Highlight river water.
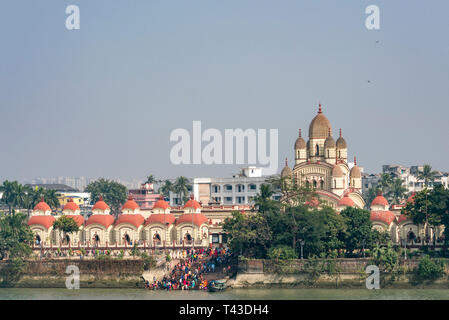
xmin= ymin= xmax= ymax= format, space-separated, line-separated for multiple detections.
xmin=1 ymin=288 xmax=449 ymax=300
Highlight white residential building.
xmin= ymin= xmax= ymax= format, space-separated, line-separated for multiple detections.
xmin=169 ymin=166 xmax=279 ymax=206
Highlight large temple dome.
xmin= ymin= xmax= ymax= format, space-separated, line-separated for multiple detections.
xmin=309 ymin=104 xmax=331 ymax=139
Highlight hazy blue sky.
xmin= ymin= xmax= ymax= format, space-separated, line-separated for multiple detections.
xmin=1 ymin=0 xmax=448 ymax=182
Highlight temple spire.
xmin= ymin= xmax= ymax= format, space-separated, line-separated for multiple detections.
xmin=285 ymin=157 xmax=288 ymax=167
xmin=299 ymin=128 xmax=302 ymax=137
xmin=318 ymin=102 xmax=322 ymax=114
xmin=339 ymin=128 xmax=342 ymax=137
xmin=354 ymin=156 xmax=357 ymax=165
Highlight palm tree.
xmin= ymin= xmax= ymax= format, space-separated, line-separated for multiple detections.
xmin=363 ymin=187 xmax=380 ymax=209
xmin=0 ymin=181 xmax=27 ymax=215
xmin=417 ymin=164 xmax=438 ymax=188
xmin=173 ymin=176 xmax=191 ymax=205
xmin=388 ymin=178 xmax=407 ymax=204
xmin=0 ymin=180 xmax=15 ymax=214
xmin=253 ymin=184 xmax=274 ymax=213
xmin=158 ymin=180 xmax=174 ymax=199
xmin=44 ymin=189 xmax=61 ymax=211
xmin=378 ymin=173 xmax=394 ymax=195
xmin=22 ymin=186 xmax=36 ymax=218
xmin=145 ymin=174 xmax=157 ymax=184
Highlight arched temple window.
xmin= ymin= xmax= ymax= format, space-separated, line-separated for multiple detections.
xmin=315 ymin=144 xmax=320 ymax=156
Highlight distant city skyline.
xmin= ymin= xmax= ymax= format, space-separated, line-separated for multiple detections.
xmin=1 ymin=1 xmax=449 ymax=181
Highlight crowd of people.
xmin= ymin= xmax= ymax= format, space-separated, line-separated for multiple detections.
xmin=144 ymin=247 xmax=233 ymax=291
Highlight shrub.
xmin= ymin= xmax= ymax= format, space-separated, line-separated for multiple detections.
xmin=371 ymin=243 xmax=399 ymax=273
xmin=143 ymin=256 xmax=156 ymax=271
xmin=267 ymin=245 xmax=298 ymax=260
xmin=417 ymin=255 xmax=445 ymax=281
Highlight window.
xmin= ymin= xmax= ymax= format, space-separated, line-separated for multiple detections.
xmin=315 ymin=144 xmax=319 ymax=156
xmin=224 ymin=185 xmax=232 ymax=192
xmin=236 ymin=184 xmax=245 ymax=192
xmin=249 ymin=184 xmax=257 ymax=191
xmin=212 ymin=185 xmax=220 ymax=193
xmin=236 ymin=196 xmax=245 ymax=204
xmin=320 ymin=180 xmax=324 ymax=189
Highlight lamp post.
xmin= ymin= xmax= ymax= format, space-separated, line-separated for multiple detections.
xmin=300 ymin=240 xmax=305 ymax=260
xmin=401 ymin=239 xmax=407 ymax=261
xmin=362 ymin=239 xmax=366 ymax=258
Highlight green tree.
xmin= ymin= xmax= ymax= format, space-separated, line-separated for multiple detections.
xmin=379 ymin=173 xmax=394 ymax=195
xmin=172 ymin=176 xmax=191 ymax=205
xmin=85 ymin=178 xmax=127 ymax=217
xmin=402 ymin=188 xmax=436 ymax=239
xmin=267 ymin=245 xmax=297 ymax=260
xmin=223 ymin=211 xmax=272 ymax=258
xmin=372 ymin=243 xmax=399 ymax=273
xmin=253 ymin=184 xmax=276 ymax=214
xmin=145 ymin=174 xmax=157 ymax=184
xmin=340 ymin=207 xmax=377 ymax=255
xmin=363 ymin=187 xmax=380 ymax=209
xmin=158 ymin=180 xmax=174 ymax=198
xmin=388 ymin=178 xmax=407 ymax=205
xmin=0 ymin=212 xmax=34 ymax=260
xmin=44 ymin=189 xmax=60 ymax=211
xmin=0 ymin=181 xmax=27 ymax=215
xmin=404 ymin=185 xmax=449 ymax=244
xmin=417 ymin=164 xmax=438 ymax=188
xmin=53 ymin=216 xmax=79 ymax=244
xmin=417 ymin=255 xmax=445 ymax=281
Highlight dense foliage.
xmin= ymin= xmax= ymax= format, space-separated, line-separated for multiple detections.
xmin=0 ymin=180 xmax=60 ymax=215
xmin=0 ymin=212 xmax=34 ymax=260
xmin=0 ymin=212 xmax=34 ymax=285
xmin=403 ymin=184 xmax=449 ymax=243
xmin=52 ymin=216 xmax=80 ymax=244
xmin=85 ymin=178 xmax=127 ymax=216
xmin=417 ymin=255 xmax=445 ymax=281
xmin=223 ymin=176 xmax=383 ymax=259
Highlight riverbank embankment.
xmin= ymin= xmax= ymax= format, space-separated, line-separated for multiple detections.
xmin=227 ymin=258 xmax=449 ymax=289
xmin=3 ymin=257 xmax=449 ymax=289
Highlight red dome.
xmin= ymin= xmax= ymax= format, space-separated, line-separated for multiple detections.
xmin=407 ymin=193 xmax=416 ymax=204
xmin=63 ymin=199 xmax=80 ymax=212
xmin=305 ymin=197 xmax=320 ymax=207
xmin=371 ymin=191 xmax=389 ymax=207
xmin=397 ymin=214 xmax=408 ymax=224
xmin=370 ymin=210 xmax=395 ymax=225
xmin=28 ymin=215 xmax=56 ymax=229
xmin=34 ymin=197 xmax=51 ymax=212
xmin=145 ymin=214 xmax=176 ymax=226
xmin=92 ymin=196 xmax=110 ymax=211
xmin=65 ymin=215 xmax=84 ymax=227
xmin=153 ymin=195 xmax=170 ymax=210
xmin=85 ymin=214 xmax=115 ymax=228
xmin=115 ymin=214 xmax=145 ymax=228
xmin=338 ymin=195 xmax=354 ymax=207
xmin=184 ymin=195 xmax=201 ymax=210
xmin=176 ymin=213 xmax=209 ymax=227
xmin=122 ymin=195 xmax=140 ymax=211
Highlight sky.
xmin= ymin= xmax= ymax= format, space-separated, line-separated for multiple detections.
xmin=1 ymin=0 xmax=448 ymax=182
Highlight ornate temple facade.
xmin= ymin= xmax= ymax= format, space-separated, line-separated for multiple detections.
xmin=28 ymin=195 xmax=221 ymax=248
xmin=281 ymin=104 xmax=365 ymax=209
